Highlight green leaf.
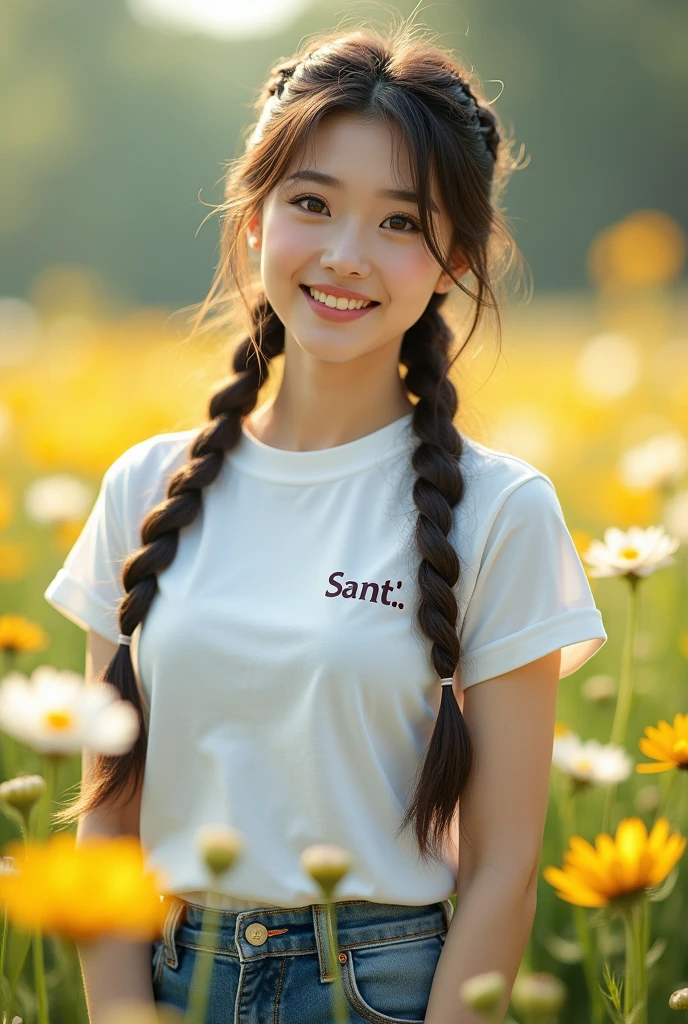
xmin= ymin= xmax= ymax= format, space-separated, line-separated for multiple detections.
xmin=601 ymin=961 xmax=623 ymax=1010
xmin=627 ymin=995 xmax=647 ymax=1024
xmin=4 ymin=925 xmax=32 ymax=996
xmin=644 ymin=936 xmax=667 ymax=969
xmin=598 ymin=986 xmax=626 ymax=1024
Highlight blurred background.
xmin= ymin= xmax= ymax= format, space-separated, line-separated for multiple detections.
xmin=1 ymin=1 xmax=688 ymax=1019
xmin=1 ymin=0 xmax=687 ymax=567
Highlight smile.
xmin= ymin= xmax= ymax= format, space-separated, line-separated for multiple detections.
xmin=299 ymin=284 xmax=380 ymax=323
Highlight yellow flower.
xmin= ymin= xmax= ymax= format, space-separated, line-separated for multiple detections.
xmin=543 ymin=817 xmax=685 ymax=907
xmin=0 ymin=615 xmax=49 ymax=656
xmin=636 ymin=713 xmax=688 ymax=773
xmin=0 ymin=832 xmax=170 ymax=942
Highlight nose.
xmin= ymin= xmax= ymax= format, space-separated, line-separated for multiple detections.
xmin=319 ymin=218 xmax=371 ymax=279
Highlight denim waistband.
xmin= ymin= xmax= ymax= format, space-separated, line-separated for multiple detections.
xmin=177 ymin=890 xmax=283 ymax=911
xmin=160 ymin=895 xmax=455 ymax=982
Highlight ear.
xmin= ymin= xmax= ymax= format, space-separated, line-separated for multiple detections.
xmin=434 ymin=254 xmax=469 ymax=294
xmin=247 ymin=211 xmax=262 ymax=251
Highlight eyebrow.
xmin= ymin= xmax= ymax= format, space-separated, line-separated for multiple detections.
xmin=283 ymin=170 xmax=439 ymax=215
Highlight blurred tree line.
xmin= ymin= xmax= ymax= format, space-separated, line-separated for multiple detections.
xmin=1 ymin=0 xmax=686 ymax=310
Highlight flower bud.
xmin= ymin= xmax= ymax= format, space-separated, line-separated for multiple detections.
xmin=511 ymin=972 xmax=567 ymax=1016
xmin=300 ymin=844 xmax=352 ymax=896
xmin=459 ymin=970 xmax=506 ymax=1015
xmin=196 ymin=825 xmax=244 ymax=876
xmin=669 ymin=987 xmax=688 ymax=1010
xmin=0 ymin=775 xmax=46 ymax=811
xmin=581 ymin=674 xmax=617 ymax=703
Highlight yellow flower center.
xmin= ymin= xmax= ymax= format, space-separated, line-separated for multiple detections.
xmin=673 ymin=739 xmax=688 ymax=762
xmin=45 ymin=710 xmax=73 ymax=731
xmin=575 ymin=758 xmax=592 ymax=773
xmin=621 ymin=547 xmax=640 ymax=560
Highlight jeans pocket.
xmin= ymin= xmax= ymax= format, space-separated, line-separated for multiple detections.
xmin=340 ymin=930 xmax=445 ymax=1024
xmin=151 ymin=939 xmax=165 ymax=986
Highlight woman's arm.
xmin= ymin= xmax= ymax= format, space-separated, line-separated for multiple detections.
xmin=425 ymin=649 xmax=561 ymax=1024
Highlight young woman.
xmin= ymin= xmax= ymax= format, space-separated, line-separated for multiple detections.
xmin=44 ymin=17 xmax=607 ymax=1024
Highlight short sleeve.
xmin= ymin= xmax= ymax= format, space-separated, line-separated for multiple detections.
xmin=458 ymin=474 xmax=607 ymax=689
xmin=44 ymin=461 xmax=128 ymax=645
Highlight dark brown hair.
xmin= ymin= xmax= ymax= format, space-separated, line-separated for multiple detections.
xmin=55 ymin=14 xmax=525 ymax=864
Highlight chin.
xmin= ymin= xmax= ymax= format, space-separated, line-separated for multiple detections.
xmin=292 ymin=333 xmax=366 ymax=363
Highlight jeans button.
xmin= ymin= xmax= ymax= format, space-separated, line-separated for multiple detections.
xmin=245 ymin=922 xmax=268 ymax=946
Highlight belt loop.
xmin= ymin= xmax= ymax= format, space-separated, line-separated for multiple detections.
xmin=163 ymin=897 xmax=186 ymax=969
xmin=441 ymin=897 xmax=455 ymax=929
xmin=311 ymin=904 xmax=336 ymax=982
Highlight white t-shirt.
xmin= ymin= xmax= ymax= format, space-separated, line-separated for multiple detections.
xmin=44 ymin=411 xmax=607 ymax=908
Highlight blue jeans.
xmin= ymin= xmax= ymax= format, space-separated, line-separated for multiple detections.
xmin=152 ymin=895 xmax=455 ymax=1023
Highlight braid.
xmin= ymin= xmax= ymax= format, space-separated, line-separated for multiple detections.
xmin=451 ymin=75 xmax=501 ymax=163
xmin=52 ymin=298 xmax=285 ymax=826
xmin=395 ymin=291 xmax=475 ymax=864
xmin=262 ymin=59 xmax=300 ymax=104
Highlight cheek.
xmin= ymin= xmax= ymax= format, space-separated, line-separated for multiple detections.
xmin=261 ymin=215 xmax=311 ymax=275
xmin=387 ymin=246 xmax=440 ymax=303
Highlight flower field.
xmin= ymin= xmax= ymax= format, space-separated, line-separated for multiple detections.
xmin=0 ymin=213 xmax=687 ymax=1021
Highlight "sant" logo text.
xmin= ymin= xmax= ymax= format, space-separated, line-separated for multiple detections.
xmin=324 ymin=571 xmax=405 ymax=609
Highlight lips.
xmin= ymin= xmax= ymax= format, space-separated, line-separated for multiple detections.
xmin=299 ymin=284 xmax=380 ymax=322
xmin=301 ymin=284 xmax=380 ymax=307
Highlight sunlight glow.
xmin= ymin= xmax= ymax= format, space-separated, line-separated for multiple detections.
xmin=127 ymin=0 xmax=312 ymax=38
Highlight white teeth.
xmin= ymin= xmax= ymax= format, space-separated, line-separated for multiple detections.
xmin=308 ymin=287 xmax=372 ymax=310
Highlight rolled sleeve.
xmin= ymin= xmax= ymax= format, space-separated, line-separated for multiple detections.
xmin=458 ymin=475 xmax=607 ymax=689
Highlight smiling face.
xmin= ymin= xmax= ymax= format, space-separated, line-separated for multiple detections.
xmin=246 ymin=112 xmax=466 ymax=365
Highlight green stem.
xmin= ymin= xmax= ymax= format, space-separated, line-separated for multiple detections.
xmin=30 ymin=755 xmax=60 ymax=1024
xmin=0 ymin=905 xmax=7 ymax=1019
xmin=1 ymin=816 xmax=29 ymax=1024
xmin=323 ymin=898 xmax=348 ymax=1024
xmin=621 ymin=906 xmax=635 ymax=1019
xmin=184 ymin=903 xmax=221 ymax=1024
xmin=602 ymin=577 xmax=641 ymax=837
xmin=651 ymin=770 xmax=678 ymax=829
xmin=558 ymin=781 xmax=605 ymax=1024
xmin=635 ymin=901 xmax=649 ymax=1024
xmin=619 ymin=900 xmax=649 ymax=1024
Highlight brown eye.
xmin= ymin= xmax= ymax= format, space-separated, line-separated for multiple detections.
xmin=289 ymin=195 xmax=327 ymax=214
xmin=384 ymin=214 xmax=421 ymax=233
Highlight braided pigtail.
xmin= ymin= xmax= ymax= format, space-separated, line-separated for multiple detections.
xmin=53 ymin=297 xmax=285 ymax=827
xmin=394 ymin=291 xmax=474 ymax=865
xmin=451 ymin=74 xmax=501 ymax=165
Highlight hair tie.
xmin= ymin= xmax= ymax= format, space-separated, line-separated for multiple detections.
xmin=118 ymin=634 xmax=132 ymax=647
xmin=439 ymin=677 xmax=454 ymax=687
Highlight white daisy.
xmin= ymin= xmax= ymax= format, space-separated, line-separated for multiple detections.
xmin=25 ymin=474 xmax=94 ymax=525
xmin=582 ymin=524 xmax=680 ymax=578
xmin=552 ymin=732 xmax=633 ymax=785
xmin=0 ymin=666 xmax=140 ymax=756
xmin=619 ymin=431 xmax=688 ymax=491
